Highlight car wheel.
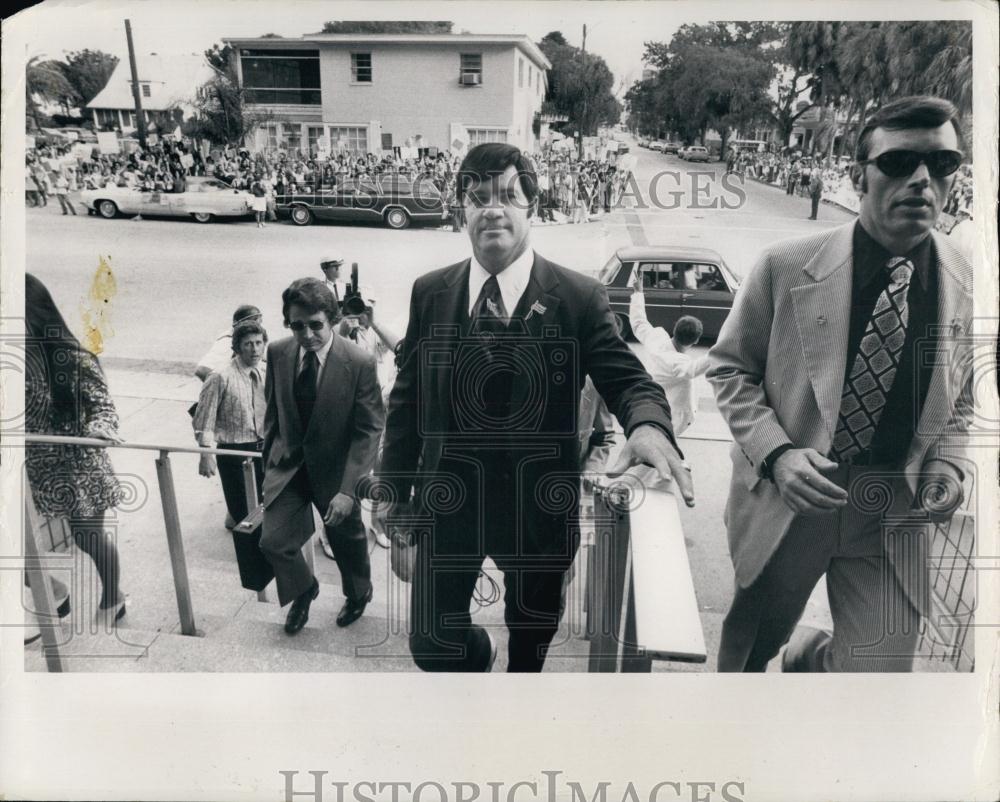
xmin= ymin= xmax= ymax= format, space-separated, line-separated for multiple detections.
xmin=192 ymin=212 xmax=214 ymax=224
xmin=97 ymin=200 xmax=118 ymax=219
xmin=384 ymin=207 xmax=410 ymax=230
xmin=615 ymin=313 xmax=635 ymax=342
xmin=290 ymin=206 xmax=313 ymax=226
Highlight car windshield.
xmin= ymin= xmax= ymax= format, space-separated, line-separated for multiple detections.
xmin=598 ymin=255 xmax=623 ymax=284
xmin=196 ymin=180 xmax=231 ymax=191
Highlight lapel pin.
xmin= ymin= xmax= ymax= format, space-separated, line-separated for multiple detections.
xmin=817 ymin=315 xmax=826 ymax=325
xmin=526 ymin=301 xmax=548 ymax=321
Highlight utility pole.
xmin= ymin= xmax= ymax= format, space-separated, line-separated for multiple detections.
xmin=579 ymin=23 xmax=588 ymax=160
xmin=125 ymin=19 xmax=148 ymax=148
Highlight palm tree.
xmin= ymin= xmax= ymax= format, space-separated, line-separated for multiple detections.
xmin=25 ymin=56 xmax=74 ymax=131
xmin=885 ymin=21 xmax=972 ymax=116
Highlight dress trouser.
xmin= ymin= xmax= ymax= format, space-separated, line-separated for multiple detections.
xmin=718 ymin=464 xmax=924 ymax=673
xmin=407 ymin=460 xmax=572 ymax=672
xmin=260 ymin=467 xmax=371 ymax=607
xmin=217 ymin=440 xmax=264 ymax=524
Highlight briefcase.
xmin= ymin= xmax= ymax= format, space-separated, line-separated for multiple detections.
xmin=231 ymin=503 xmax=274 ymax=591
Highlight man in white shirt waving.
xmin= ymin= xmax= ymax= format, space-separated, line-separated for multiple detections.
xmin=629 ymin=269 xmax=709 ymax=436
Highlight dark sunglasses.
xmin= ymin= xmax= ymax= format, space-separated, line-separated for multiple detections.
xmin=287 ymin=320 xmax=326 ymax=332
xmin=860 ymin=149 xmax=963 ymax=179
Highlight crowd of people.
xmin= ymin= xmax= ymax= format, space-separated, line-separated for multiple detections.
xmin=726 ymin=146 xmax=974 ymax=224
xmin=24 ymin=136 xmax=635 ymax=229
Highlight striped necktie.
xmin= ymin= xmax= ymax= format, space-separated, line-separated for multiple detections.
xmin=830 ymin=256 xmax=914 ymax=462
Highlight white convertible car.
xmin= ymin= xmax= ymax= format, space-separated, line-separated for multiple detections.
xmin=80 ymin=177 xmax=254 ymax=223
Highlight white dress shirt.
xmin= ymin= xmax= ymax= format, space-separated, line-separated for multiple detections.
xmin=467 ymin=247 xmax=535 ymax=317
xmin=297 ymin=333 xmax=336 ymax=386
xmin=629 ymin=292 xmax=709 ymax=436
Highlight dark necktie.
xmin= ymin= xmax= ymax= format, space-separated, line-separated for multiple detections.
xmin=830 ymin=256 xmax=914 ymax=462
xmin=295 ymin=351 xmax=319 ymax=428
xmin=472 ymin=274 xmax=508 ymax=337
xmin=249 ymin=369 xmax=264 ymax=438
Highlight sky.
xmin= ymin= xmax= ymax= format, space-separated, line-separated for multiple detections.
xmin=12 ymin=0 xmax=686 ymax=97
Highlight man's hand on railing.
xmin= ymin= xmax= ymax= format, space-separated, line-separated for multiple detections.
xmin=606 ymin=424 xmax=695 ymax=507
xmin=198 ymin=454 xmax=217 ymax=478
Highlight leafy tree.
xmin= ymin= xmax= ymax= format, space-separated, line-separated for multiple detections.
xmin=190 ymin=42 xmax=272 ymax=146
xmin=61 ymin=49 xmax=119 ymax=108
xmin=320 ymin=21 xmax=453 ymax=34
xmin=539 ymin=31 xmax=621 ymax=156
xmin=26 ymin=56 xmax=75 ymax=129
xmin=628 ymin=25 xmax=775 ymax=153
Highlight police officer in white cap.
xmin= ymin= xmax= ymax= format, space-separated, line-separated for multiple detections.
xmin=319 ymin=254 xmax=347 ymax=307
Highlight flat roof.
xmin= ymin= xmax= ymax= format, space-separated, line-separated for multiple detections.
xmin=223 ymin=33 xmax=551 ymax=71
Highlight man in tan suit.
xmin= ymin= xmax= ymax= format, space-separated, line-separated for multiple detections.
xmin=708 ymin=96 xmax=973 ymax=672
xmin=260 ymin=278 xmax=384 ymax=635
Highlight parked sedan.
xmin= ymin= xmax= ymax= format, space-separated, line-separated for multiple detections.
xmin=276 ymin=176 xmax=446 ymax=229
xmin=662 ymin=141 xmax=682 ymax=154
xmin=598 ymin=245 xmax=740 ymax=340
xmin=684 ymin=146 xmax=711 ymax=163
xmin=80 ymin=177 xmax=254 ymax=223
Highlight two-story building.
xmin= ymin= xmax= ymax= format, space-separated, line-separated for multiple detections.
xmin=222 ymin=32 xmax=550 ymax=155
xmin=87 ymin=52 xmax=214 ymax=135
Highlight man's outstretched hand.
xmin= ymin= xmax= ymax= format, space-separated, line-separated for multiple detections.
xmin=606 ymin=423 xmax=695 ymax=507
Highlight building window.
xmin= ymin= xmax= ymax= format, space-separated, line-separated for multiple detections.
xmin=307 ymin=126 xmax=326 ymax=153
xmin=460 ymin=53 xmax=482 ymax=85
xmin=141 ymin=83 xmax=151 ymax=98
xmin=351 ymin=53 xmax=372 ymax=83
xmin=265 ymin=122 xmax=304 ymax=154
xmin=467 ymin=127 xmax=507 ymax=145
xmin=329 ymin=126 xmax=368 ymax=154
xmin=518 ymin=58 xmax=523 ymax=88
xmin=240 ymin=49 xmax=321 ymax=105
xmin=95 ymin=108 xmax=119 ymax=131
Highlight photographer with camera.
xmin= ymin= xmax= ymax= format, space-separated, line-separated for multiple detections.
xmin=377 ymin=143 xmax=693 ymax=673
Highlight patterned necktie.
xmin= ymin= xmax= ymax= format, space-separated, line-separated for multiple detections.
xmin=830 ymin=257 xmax=915 ymax=462
xmin=473 ymin=275 xmax=508 ymax=336
xmin=295 ymin=351 xmax=319 ymax=428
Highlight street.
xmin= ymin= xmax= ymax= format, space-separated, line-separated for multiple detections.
xmin=26 ymin=137 xmax=855 ymax=368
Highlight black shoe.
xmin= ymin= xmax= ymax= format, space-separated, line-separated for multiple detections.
xmin=284 ymin=578 xmax=319 ymax=635
xmin=336 ymin=586 xmax=373 ymax=627
xmin=56 ymin=596 xmax=71 ymax=618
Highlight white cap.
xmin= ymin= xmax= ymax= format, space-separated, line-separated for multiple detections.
xmin=320 ymin=254 xmax=344 ymax=269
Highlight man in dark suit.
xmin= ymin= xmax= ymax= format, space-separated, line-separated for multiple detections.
xmin=708 ymin=96 xmax=973 ymax=671
xmin=260 ymin=278 xmax=385 ymax=635
xmin=377 ymin=143 xmax=694 ymax=672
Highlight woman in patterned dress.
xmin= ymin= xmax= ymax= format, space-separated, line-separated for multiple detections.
xmin=24 ymin=274 xmax=127 ymax=621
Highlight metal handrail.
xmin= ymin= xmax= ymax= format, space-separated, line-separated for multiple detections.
xmin=23 ymin=433 xmax=261 ymax=459
xmin=21 ymin=432 xmax=264 ymax=659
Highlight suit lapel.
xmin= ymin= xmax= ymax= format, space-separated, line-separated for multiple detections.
xmin=507 ymin=254 xmax=563 ymax=417
xmin=790 ymin=223 xmax=854 ymax=441
xmin=282 ymin=338 xmax=305 ymax=441
xmin=430 ymin=261 xmax=470 ymax=418
xmin=305 ymin=336 xmax=350 ymax=438
xmin=905 ymin=232 xmax=974 ymax=474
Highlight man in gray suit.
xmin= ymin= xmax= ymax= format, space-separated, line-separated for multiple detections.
xmin=260 ymin=278 xmax=385 ymax=635
xmin=708 ymin=96 xmax=973 ymax=672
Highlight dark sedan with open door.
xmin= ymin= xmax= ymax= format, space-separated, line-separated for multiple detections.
xmin=599 ymin=246 xmax=740 ymax=341
xmin=276 ymin=175 xmax=446 ymax=230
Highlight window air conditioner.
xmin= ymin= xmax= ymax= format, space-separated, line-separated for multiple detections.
xmin=460 ymin=72 xmax=482 ymax=86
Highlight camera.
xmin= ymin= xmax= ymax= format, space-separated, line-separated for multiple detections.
xmin=342 ymin=263 xmax=369 ymax=316
xmin=417 ymin=322 xmax=580 ymax=439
